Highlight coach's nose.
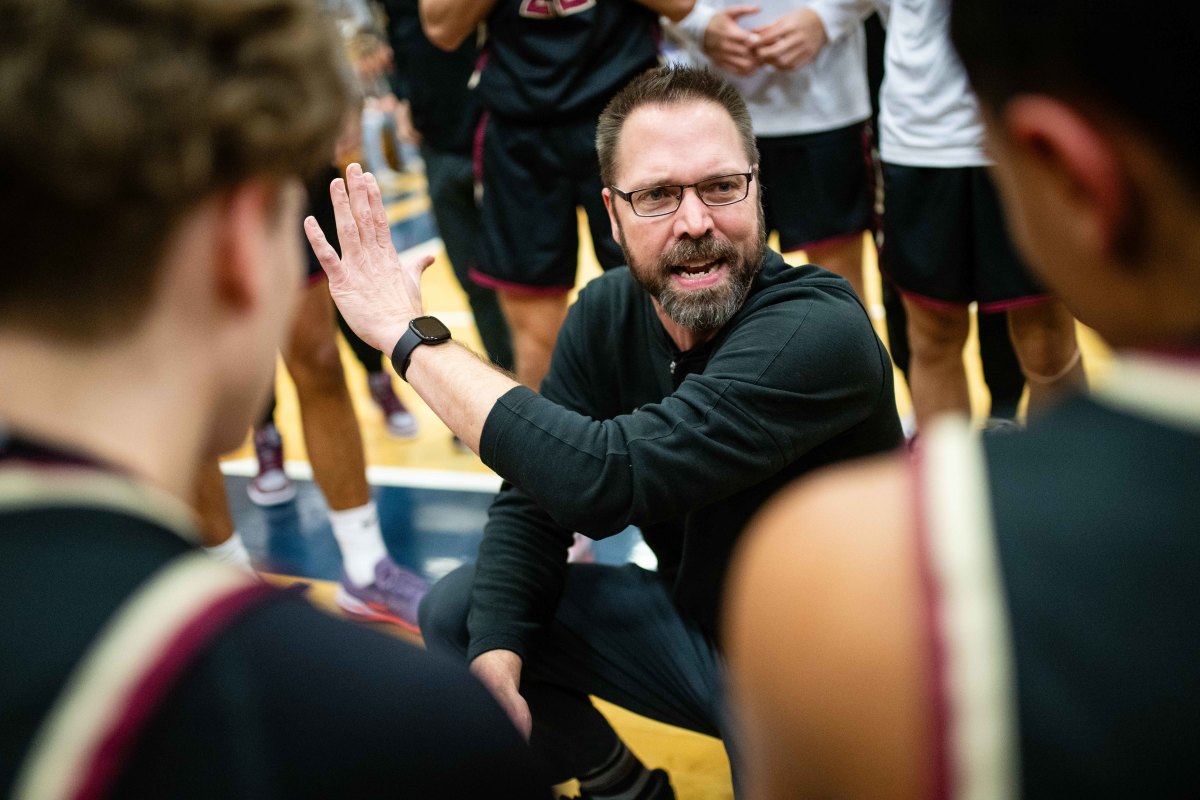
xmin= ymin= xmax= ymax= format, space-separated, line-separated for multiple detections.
xmin=672 ymin=186 xmax=714 ymax=241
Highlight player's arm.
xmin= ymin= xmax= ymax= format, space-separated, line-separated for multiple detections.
xmin=419 ymin=0 xmax=496 ymax=51
xmin=724 ymin=454 xmax=932 ymax=799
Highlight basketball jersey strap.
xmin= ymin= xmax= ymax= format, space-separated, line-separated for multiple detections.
xmin=13 ymin=553 xmax=274 ymax=800
xmin=916 ymin=416 xmax=1020 ymax=800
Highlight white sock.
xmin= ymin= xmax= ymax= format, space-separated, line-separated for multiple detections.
xmin=329 ymin=501 xmax=388 ymax=586
xmin=204 ymin=531 xmax=254 ymax=574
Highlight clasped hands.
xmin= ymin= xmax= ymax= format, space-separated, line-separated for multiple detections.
xmin=703 ymin=5 xmax=829 ymax=76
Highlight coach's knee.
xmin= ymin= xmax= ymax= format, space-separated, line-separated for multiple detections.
xmin=418 ymin=563 xmax=476 ymax=659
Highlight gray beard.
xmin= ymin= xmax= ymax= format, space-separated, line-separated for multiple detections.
xmin=654 ymin=249 xmax=754 ymax=330
xmin=619 ymin=206 xmax=767 ymax=334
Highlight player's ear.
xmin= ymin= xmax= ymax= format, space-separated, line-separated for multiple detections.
xmin=1000 ymin=96 xmax=1137 ymax=260
xmin=602 ymin=187 xmax=622 ymax=244
xmin=212 ymin=181 xmax=275 ymax=313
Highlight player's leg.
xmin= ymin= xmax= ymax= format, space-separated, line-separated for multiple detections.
xmin=977 ymin=309 xmax=1025 ymax=420
xmin=970 ymin=167 xmax=1086 ymax=417
xmin=282 ymin=282 xmax=369 ymax=513
xmin=903 ymin=299 xmax=972 ymax=427
xmin=1008 ymin=299 xmax=1085 ymax=415
xmin=474 ymin=116 xmax=579 ymax=389
xmin=246 ymin=392 xmax=298 ymax=506
xmin=193 ymin=458 xmax=253 ymax=570
xmin=283 ymin=278 xmax=426 ymax=630
xmin=805 ymin=235 xmax=867 ymax=299
xmin=335 ymin=308 xmax=418 ymax=438
xmin=881 ymin=163 xmax=975 ymax=430
xmin=496 ymin=291 xmax=570 ymax=389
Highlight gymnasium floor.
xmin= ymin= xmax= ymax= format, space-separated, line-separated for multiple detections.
xmin=219 ymin=162 xmax=1111 ymax=800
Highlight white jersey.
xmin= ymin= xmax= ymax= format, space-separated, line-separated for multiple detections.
xmin=672 ymin=0 xmax=872 ymax=136
xmin=877 ymin=0 xmax=989 ymax=167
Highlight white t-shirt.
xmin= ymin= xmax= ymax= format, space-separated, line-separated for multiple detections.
xmin=672 ymin=0 xmax=872 ymax=136
xmin=877 ymin=0 xmax=990 ymax=166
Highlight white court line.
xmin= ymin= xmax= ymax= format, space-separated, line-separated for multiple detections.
xmin=220 ymin=459 xmax=503 ymax=494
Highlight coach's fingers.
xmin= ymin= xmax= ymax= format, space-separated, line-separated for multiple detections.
xmin=303 ymin=216 xmax=343 ymax=279
xmin=344 ymin=163 xmax=376 ymax=247
xmin=364 ymin=173 xmax=393 ymax=250
xmin=329 ymin=177 xmax=364 ymax=264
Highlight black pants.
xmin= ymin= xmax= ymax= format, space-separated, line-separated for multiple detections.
xmin=420 ymin=563 xmax=735 ymax=785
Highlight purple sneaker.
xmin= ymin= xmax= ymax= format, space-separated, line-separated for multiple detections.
xmin=335 ymin=556 xmax=429 ymax=633
xmin=246 ymin=422 xmax=296 ymax=507
xmin=368 ymin=372 xmax=419 ymax=439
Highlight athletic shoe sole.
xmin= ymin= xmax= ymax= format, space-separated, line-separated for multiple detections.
xmin=385 ymin=414 xmax=420 ymax=439
xmin=335 ymin=586 xmax=421 ymax=634
xmin=246 ymin=479 xmax=297 ymax=507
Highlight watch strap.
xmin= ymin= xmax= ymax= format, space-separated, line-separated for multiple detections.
xmin=390 ymin=316 xmax=452 ymax=381
xmin=390 ymin=326 xmax=424 ymax=382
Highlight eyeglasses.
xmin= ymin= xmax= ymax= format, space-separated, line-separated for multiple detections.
xmin=610 ymin=172 xmax=754 ymax=218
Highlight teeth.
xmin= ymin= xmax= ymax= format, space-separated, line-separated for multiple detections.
xmin=676 ymin=261 xmax=718 ymax=276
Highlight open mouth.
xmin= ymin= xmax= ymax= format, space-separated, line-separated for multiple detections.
xmin=670 ymin=259 xmax=727 ymax=286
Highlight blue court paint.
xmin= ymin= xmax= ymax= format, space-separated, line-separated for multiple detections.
xmin=390 ymin=213 xmax=438 ymax=254
xmin=225 ymin=476 xmax=651 ymax=584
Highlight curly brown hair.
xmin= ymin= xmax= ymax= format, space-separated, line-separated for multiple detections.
xmin=0 ymin=0 xmax=351 ymax=340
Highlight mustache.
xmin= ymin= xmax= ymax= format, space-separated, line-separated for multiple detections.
xmin=658 ymin=235 xmax=738 ymax=269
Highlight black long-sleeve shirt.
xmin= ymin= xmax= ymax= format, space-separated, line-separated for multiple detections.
xmin=468 ymin=251 xmax=902 ymax=660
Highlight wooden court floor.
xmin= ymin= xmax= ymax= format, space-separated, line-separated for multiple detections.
xmin=223 ymin=165 xmax=1112 ymax=800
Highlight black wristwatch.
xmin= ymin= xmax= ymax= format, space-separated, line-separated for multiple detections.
xmin=390 ymin=315 xmax=452 ymax=381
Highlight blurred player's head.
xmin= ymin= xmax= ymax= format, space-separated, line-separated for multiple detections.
xmin=951 ymin=0 xmax=1200 ymax=347
xmin=0 ymin=0 xmax=349 ymax=453
xmin=0 ymin=0 xmax=348 ymax=340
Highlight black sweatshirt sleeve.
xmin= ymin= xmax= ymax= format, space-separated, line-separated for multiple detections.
xmin=465 ymin=273 xmax=892 ymax=660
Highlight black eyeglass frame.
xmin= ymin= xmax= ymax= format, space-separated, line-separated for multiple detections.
xmin=609 ymin=171 xmax=755 ymax=218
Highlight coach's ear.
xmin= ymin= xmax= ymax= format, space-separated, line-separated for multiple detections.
xmin=998 ymin=96 xmax=1135 ymax=261
xmin=602 ymin=187 xmax=622 ymax=245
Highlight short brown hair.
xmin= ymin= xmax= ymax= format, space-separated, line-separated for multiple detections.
xmin=0 ymin=0 xmax=351 ymax=340
xmin=596 ymin=65 xmax=758 ymax=188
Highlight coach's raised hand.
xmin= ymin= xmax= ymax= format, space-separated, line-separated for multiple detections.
xmin=304 ymin=162 xmax=434 ymax=354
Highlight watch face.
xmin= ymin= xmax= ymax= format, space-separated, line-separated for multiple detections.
xmin=411 ymin=315 xmax=451 ymax=342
